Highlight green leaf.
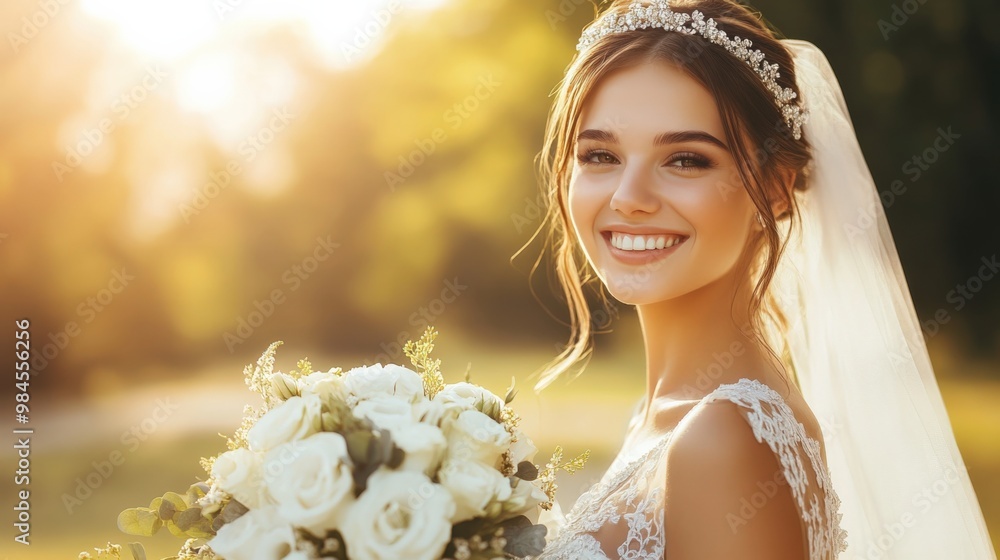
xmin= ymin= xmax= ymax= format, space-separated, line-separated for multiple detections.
xmin=161 ymin=492 xmax=188 ymax=512
xmin=218 ymin=499 xmax=249 ymax=524
xmin=164 ymin=519 xmax=186 ymax=538
xmin=515 ymin=461 xmax=539 ymax=481
xmin=185 ymin=482 xmax=209 ymax=505
xmin=174 ymin=507 xmax=213 ymax=538
xmin=127 ymin=542 xmax=147 ymax=560
xmin=157 ymin=498 xmax=175 ymax=520
xmin=117 ymin=508 xmax=162 ymax=536
xmin=500 ymin=515 xmax=547 ymax=557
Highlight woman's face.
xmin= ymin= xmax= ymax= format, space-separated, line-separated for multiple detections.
xmin=568 ymin=61 xmax=758 ymax=305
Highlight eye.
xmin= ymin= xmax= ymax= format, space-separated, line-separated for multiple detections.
xmin=576 ymin=149 xmax=619 ymax=166
xmin=666 ymin=152 xmax=713 ymax=171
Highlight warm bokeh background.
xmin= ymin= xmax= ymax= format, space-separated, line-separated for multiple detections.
xmin=1 ymin=0 xmax=997 ymax=557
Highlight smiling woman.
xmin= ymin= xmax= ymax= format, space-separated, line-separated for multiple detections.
xmin=528 ymin=0 xmax=996 ymax=559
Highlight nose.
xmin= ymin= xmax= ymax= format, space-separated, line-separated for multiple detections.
xmin=609 ymin=165 xmax=661 ymax=216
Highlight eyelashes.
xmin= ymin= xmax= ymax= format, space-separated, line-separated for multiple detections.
xmin=575 ymin=149 xmax=714 ymax=171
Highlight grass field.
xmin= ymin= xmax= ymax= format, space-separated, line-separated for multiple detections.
xmin=3 ymin=336 xmax=998 ymax=559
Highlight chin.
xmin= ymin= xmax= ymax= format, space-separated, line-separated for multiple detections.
xmin=598 ymin=266 xmax=690 ymax=305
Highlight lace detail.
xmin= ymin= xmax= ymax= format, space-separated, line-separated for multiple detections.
xmin=705 ymin=378 xmax=849 ymax=559
xmin=538 ymin=378 xmax=848 ymax=560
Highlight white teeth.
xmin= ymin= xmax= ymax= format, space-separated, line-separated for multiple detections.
xmin=610 ymin=232 xmax=685 ymax=251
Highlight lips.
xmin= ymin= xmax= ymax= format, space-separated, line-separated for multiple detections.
xmin=600 ymin=230 xmax=688 ymax=265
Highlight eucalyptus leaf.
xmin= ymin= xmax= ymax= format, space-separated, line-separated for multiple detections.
xmin=218 ymin=499 xmax=249 ymax=524
xmin=174 ymin=507 xmax=213 ymax=538
xmin=160 ymin=492 xmax=188 ymax=512
xmin=174 ymin=507 xmax=202 ymax=530
xmin=515 ymin=461 xmax=539 ymax=481
xmin=157 ymin=499 xmax=176 ymax=520
xmin=117 ymin=508 xmax=162 ymax=536
xmin=501 ymin=515 xmax=548 ymax=558
xmin=126 ymin=542 xmax=146 ymax=560
xmin=165 ymin=519 xmax=187 ymax=538
xmin=185 ymin=482 xmax=209 ymax=505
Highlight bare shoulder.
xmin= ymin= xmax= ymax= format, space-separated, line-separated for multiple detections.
xmin=662 ymin=390 xmax=808 ymax=560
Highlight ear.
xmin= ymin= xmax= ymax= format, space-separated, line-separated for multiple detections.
xmin=770 ymin=168 xmax=797 ymax=219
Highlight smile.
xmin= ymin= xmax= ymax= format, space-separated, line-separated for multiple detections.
xmin=601 ymin=231 xmax=688 ymax=264
xmin=609 ymin=232 xmax=686 ymax=251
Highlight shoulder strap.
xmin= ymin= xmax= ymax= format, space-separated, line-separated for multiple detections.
xmin=703 ymin=378 xmax=848 ymax=560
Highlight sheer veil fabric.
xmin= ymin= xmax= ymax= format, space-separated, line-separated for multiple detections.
xmin=774 ymin=39 xmax=996 ymax=559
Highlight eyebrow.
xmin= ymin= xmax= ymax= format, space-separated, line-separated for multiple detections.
xmin=576 ymin=128 xmax=728 ymax=150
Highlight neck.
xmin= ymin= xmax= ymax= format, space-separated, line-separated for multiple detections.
xmin=635 ymin=267 xmax=773 ymax=407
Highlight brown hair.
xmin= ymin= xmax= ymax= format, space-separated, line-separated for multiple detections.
xmin=525 ymin=0 xmax=812 ymax=390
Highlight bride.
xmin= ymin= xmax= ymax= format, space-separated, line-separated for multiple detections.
xmin=525 ymin=0 xmax=998 ymax=559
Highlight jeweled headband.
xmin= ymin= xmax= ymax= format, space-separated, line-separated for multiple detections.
xmin=576 ymin=0 xmax=808 ymax=140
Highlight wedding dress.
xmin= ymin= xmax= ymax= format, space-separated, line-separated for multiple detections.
xmin=538 ymin=377 xmax=848 ymax=560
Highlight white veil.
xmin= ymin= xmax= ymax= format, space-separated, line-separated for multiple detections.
xmin=776 ymin=39 xmax=996 ymax=559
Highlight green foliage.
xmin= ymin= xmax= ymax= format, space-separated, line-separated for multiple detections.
xmin=118 ymin=483 xmax=223 ymax=540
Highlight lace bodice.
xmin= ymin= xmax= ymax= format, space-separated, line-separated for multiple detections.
xmin=538 ymin=378 xmax=848 ymax=560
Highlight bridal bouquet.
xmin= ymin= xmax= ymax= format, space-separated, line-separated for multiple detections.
xmin=93 ymin=328 xmax=587 ymax=560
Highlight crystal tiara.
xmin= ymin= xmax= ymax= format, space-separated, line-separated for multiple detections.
xmin=576 ymin=0 xmax=808 ymax=140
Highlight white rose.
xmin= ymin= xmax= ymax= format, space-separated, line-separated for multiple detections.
xmin=211 ymin=448 xmax=266 ymax=509
xmin=435 ymin=382 xmax=504 ymax=416
xmin=414 ymin=397 xmax=458 ymax=427
xmin=342 ymin=469 xmax=455 ymax=560
xmin=353 ymin=394 xmax=418 ymax=432
xmin=343 ymin=363 xmax=425 ymax=403
xmin=444 ymin=409 xmax=512 ymax=465
xmin=393 ymin=423 xmax=447 ymax=475
xmin=247 ymin=394 xmax=322 ymax=452
xmin=508 ymin=429 xmax=539 ymax=466
xmin=438 ymin=459 xmax=513 ymax=522
xmin=269 ymin=372 xmax=300 ymax=401
xmin=207 ymin=506 xmax=296 ymax=560
xmin=263 ymin=432 xmax=355 ymax=535
xmin=297 ymin=370 xmax=346 ymax=404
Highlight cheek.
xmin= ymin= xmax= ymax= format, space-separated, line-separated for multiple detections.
xmin=686 ymin=183 xmax=754 ymax=260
